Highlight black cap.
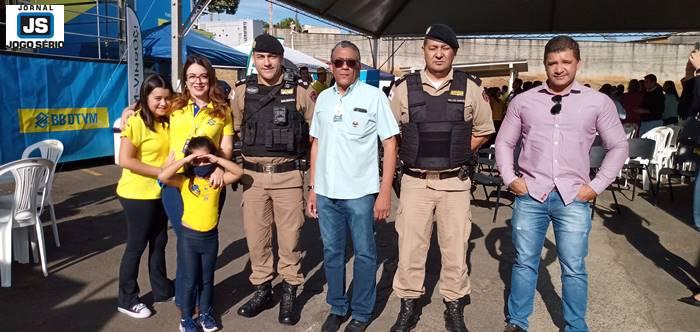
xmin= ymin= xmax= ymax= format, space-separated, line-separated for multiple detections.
xmin=424 ymin=24 xmax=459 ymax=50
xmin=253 ymin=34 xmax=284 ymax=55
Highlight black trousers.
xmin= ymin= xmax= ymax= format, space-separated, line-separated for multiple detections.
xmin=118 ymin=197 xmax=173 ymax=308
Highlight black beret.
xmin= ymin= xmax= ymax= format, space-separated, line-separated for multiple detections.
xmin=253 ymin=34 xmax=284 ymax=55
xmin=424 ymin=24 xmax=459 ymax=50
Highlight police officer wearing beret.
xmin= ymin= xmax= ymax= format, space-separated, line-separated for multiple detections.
xmin=231 ymin=34 xmax=315 ymax=325
xmin=388 ymin=24 xmax=495 ymax=332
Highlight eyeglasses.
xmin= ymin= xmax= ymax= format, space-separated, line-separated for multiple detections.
xmin=332 ymin=58 xmax=358 ymax=68
xmin=187 ymin=74 xmax=209 ymax=83
xmin=550 ymin=95 xmax=562 ymax=115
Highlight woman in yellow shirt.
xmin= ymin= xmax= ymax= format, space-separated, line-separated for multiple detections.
xmin=116 ymin=74 xmax=174 ymax=319
xmin=159 ymin=136 xmax=242 ymax=332
xmin=164 ymin=55 xmax=234 ymax=311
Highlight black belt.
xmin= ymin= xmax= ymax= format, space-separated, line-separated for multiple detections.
xmin=243 ymin=160 xmax=302 ymax=173
xmin=402 ymin=167 xmax=461 ymax=180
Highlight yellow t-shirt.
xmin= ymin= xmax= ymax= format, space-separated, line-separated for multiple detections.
xmin=116 ymin=113 xmax=170 ymax=199
xmin=181 ymin=176 xmax=221 ymax=232
xmin=169 ymin=100 xmax=234 ymax=161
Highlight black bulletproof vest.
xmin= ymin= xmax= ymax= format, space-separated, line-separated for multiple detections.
xmin=240 ymin=74 xmax=309 ymax=158
xmin=399 ymin=71 xmax=473 ymax=170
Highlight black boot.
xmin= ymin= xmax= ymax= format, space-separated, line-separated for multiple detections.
xmin=237 ymin=282 xmax=273 ymax=317
xmin=390 ymin=298 xmax=420 ymax=332
xmin=278 ymin=281 xmax=299 ymax=325
xmin=443 ymin=299 xmax=469 ymax=332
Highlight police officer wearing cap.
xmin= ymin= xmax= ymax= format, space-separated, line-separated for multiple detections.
xmin=388 ymin=24 xmax=495 ymax=332
xmin=231 ymin=33 xmax=315 ymax=325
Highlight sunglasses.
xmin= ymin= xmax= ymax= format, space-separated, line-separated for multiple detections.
xmin=550 ymin=95 xmax=563 ymax=115
xmin=332 ymin=58 xmax=358 ymax=68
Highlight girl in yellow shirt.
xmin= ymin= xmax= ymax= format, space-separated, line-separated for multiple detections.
xmin=115 ymin=74 xmax=173 ymax=319
xmin=159 ymin=136 xmax=242 ymax=332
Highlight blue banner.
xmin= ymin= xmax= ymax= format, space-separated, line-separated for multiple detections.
xmin=0 ymin=53 xmax=127 ymax=163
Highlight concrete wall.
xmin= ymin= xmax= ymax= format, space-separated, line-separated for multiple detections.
xmin=274 ymin=29 xmax=693 ymax=86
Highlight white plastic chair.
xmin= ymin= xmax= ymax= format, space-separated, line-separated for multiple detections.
xmin=640 ymin=127 xmax=673 ymax=190
xmin=0 ymin=158 xmax=52 ymax=287
xmin=21 ymin=139 xmax=63 ymax=247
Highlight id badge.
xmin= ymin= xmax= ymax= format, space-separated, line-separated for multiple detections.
xmin=182 ymin=138 xmax=191 ymax=154
xmin=333 ymin=103 xmax=343 ymax=122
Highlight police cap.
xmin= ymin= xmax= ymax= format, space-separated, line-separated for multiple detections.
xmin=424 ymin=24 xmax=459 ymax=50
xmin=253 ymin=34 xmax=284 ymax=55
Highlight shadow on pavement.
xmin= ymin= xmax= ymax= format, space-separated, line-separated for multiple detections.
xmin=600 ymin=205 xmax=700 ymax=291
xmin=485 ymin=219 xmax=565 ymax=330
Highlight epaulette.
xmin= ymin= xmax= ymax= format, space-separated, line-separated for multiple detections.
xmin=297 ymin=79 xmax=310 ymax=89
xmin=393 ymin=75 xmax=408 ymax=87
xmin=466 ymin=73 xmax=482 ymax=86
xmin=235 ymin=78 xmax=246 ymax=87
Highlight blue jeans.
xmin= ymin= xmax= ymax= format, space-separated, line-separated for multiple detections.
xmin=180 ymin=227 xmax=219 ymax=318
xmin=694 ymin=168 xmax=700 ymax=232
xmin=163 ymin=185 xmax=226 ymax=308
xmin=317 ymin=194 xmax=377 ymax=323
xmin=162 ymin=185 xmax=185 ymax=307
xmin=507 ymin=192 xmax=592 ymax=332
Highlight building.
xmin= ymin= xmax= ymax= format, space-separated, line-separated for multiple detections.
xmin=198 ymin=19 xmax=265 ymax=47
xmin=302 ymin=25 xmax=341 ymax=34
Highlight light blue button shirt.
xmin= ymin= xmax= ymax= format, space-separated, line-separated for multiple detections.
xmin=310 ymin=80 xmax=400 ymax=199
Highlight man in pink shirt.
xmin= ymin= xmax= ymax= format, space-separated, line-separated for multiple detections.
xmin=495 ymin=36 xmax=628 ymax=332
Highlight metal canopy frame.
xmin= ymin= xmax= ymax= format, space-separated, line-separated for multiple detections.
xmin=273 ymin=0 xmax=700 ymax=38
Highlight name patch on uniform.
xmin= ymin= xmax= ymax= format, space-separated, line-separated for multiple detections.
xmin=280 ymin=98 xmax=295 ymax=103
xmin=450 ymin=90 xmax=465 ymax=96
xmin=246 ymin=86 xmax=259 ymax=94
xmin=280 ymin=88 xmax=294 ymax=95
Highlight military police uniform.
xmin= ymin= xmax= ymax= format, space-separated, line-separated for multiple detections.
xmin=388 ymin=25 xmax=495 ymax=331
xmin=230 ymin=34 xmax=315 ymax=325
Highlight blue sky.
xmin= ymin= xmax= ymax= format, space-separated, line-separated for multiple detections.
xmin=207 ymin=0 xmax=339 ymax=29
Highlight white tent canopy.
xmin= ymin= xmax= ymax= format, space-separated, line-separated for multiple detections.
xmin=234 ymin=42 xmax=329 ymax=72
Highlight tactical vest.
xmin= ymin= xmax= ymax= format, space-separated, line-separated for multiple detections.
xmin=399 ymin=71 xmax=473 ymax=170
xmin=240 ymin=74 xmax=309 ymax=158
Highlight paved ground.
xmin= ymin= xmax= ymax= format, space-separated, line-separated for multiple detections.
xmin=1 ymin=159 xmax=699 ymax=332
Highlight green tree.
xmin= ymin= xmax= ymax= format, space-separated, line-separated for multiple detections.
xmin=207 ymin=0 xmax=240 ymax=15
xmin=277 ymin=17 xmax=302 ymax=32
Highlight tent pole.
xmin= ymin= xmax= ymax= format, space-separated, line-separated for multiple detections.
xmin=390 ymin=37 xmax=394 ymax=73
xmin=172 ymin=0 xmax=182 ymax=92
xmin=372 ymin=38 xmax=379 ymax=69
xmin=508 ymin=63 xmax=515 ymax=93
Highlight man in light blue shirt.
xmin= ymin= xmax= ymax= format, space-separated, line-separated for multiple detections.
xmin=307 ymin=40 xmax=399 ymax=332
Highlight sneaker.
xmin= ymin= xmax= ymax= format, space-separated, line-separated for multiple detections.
xmin=117 ymin=303 xmax=152 ymax=319
xmin=179 ymin=317 xmax=198 ymax=332
xmin=199 ymin=313 xmax=220 ymax=332
xmin=154 ymin=296 xmax=175 ymax=304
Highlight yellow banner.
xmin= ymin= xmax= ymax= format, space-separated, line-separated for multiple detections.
xmin=18 ymin=107 xmax=109 ymax=133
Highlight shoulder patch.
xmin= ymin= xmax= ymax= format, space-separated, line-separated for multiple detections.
xmin=235 ymin=79 xmax=246 ymax=87
xmin=466 ymin=73 xmax=482 ymax=87
xmin=297 ymin=80 xmax=309 ymax=89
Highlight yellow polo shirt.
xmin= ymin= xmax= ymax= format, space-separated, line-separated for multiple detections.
xmin=116 ymin=113 xmax=170 ymax=199
xmin=169 ymin=100 xmax=234 ymax=161
xmin=181 ymin=176 xmax=221 ymax=232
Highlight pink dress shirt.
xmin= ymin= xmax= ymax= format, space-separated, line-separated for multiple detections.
xmin=495 ymin=81 xmax=628 ymax=205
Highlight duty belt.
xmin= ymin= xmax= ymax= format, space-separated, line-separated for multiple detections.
xmin=402 ymin=167 xmax=461 ymax=180
xmin=243 ymin=160 xmax=303 ymax=173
